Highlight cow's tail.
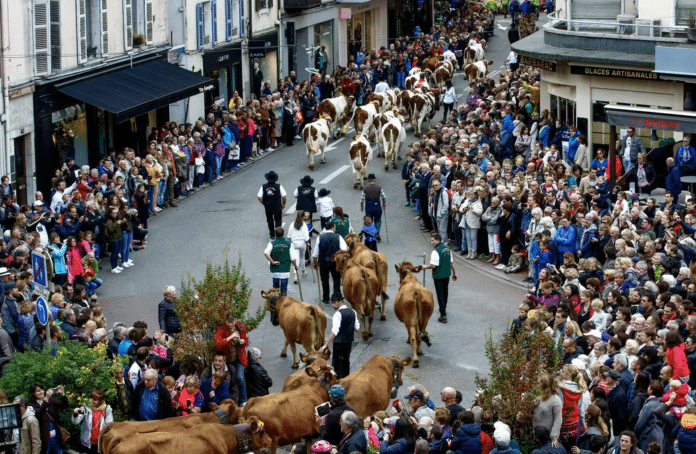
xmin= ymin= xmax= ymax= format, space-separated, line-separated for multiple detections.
xmin=415 ymin=290 xmax=431 ymax=347
xmin=373 ymin=256 xmax=388 ymax=301
xmin=310 ymin=306 xmax=324 ymax=351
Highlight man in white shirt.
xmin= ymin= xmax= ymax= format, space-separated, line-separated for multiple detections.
xmin=374 ymin=78 xmax=390 ymax=93
xmin=319 ymin=292 xmax=360 ymax=378
xmin=50 ymin=179 xmax=78 ymax=214
xmin=443 ymin=48 xmax=456 ymax=63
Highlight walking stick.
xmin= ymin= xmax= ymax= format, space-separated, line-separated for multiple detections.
xmin=315 ymin=265 xmax=322 ymax=304
xmin=384 ymin=208 xmax=390 ymax=244
xmin=296 ymin=266 xmax=304 ymax=301
xmin=417 ymin=253 xmax=427 ymax=286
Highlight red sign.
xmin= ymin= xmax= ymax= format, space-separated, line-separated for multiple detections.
xmin=627 ymin=117 xmax=681 ymax=130
xmin=339 ymin=8 xmax=352 ymax=19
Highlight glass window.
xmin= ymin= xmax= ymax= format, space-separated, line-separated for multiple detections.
xmin=314 ymin=21 xmax=333 ymax=76
xmin=364 ymin=10 xmax=372 ymax=51
xmin=52 ymin=104 xmax=88 ymax=166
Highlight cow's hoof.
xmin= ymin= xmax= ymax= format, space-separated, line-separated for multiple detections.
xmin=384 ymin=165 xmax=389 ymax=171
xmin=412 ymin=361 xmax=420 ymax=368
xmin=280 ymin=352 xmax=287 ymax=357
xmin=368 ymin=332 xmax=373 ymax=337
xmin=397 ymin=156 xmax=402 ymax=160
xmin=380 ymin=315 xmax=387 ymax=321
xmin=362 ymin=334 xmax=370 ymax=341
xmin=321 ymin=160 xmax=326 ymax=164
xmin=309 ymin=165 xmax=315 ymax=171
xmin=353 ymin=184 xmax=358 ymax=189
xmin=393 ymin=163 xmax=398 ymax=169
xmin=291 ymin=363 xmax=299 ymax=369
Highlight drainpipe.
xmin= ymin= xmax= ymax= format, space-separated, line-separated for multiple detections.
xmin=0 ymin=0 xmax=9 ymax=178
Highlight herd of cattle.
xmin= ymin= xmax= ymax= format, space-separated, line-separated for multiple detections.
xmin=302 ymin=40 xmax=491 ymax=188
xmin=98 ymin=236 xmax=436 ymax=454
xmin=96 ymin=40 xmax=496 ymax=454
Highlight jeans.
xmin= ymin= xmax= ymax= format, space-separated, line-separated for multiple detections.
xmin=85 ymin=277 xmax=103 ymax=295
xmin=148 ymin=185 xmax=156 ymax=211
xmin=206 ymin=162 xmax=214 ymax=184
xmin=233 ymin=360 xmax=247 ymax=403
xmin=187 ymin=164 xmax=195 ymax=190
xmin=465 ymin=227 xmax=478 ymax=252
xmin=121 ymin=230 xmax=133 ymax=264
xmin=46 ymin=436 xmax=63 ymax=454
xmin=157 ymin=180 xmax=166 ymax=206
xmin=272 ymin=277 xmax=289 ymax=296
xmin=433 ymin=276 xmax=450 ymax=317
xmin=623 ymin=158 xmax=634 ymax=175
xmin=109 ymin=240 xmax=123 ymax=270
xmin=214 ymin=155 xmax=222 ymax=178
xmin=454 ymin=222 xmax=463 ymax=250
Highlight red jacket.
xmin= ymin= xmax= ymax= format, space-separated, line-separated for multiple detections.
xmin=668 ymin=343 xmax=690 ymax=379
xmin=214 ymin=323 xmax=249 ymax=367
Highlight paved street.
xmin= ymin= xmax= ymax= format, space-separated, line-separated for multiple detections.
xmin=98 ymin=20 xmax=527 ymax=404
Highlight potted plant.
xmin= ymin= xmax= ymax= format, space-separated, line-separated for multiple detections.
xmin=687 ymin=14 xmax=696 ymax=41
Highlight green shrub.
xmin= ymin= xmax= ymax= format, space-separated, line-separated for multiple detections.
xmin=0 ymin=341 xmax=128 ymax=431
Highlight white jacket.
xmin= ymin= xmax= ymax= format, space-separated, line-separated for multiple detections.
xmin=317 ymin=196 xmax=334 ymax=218
xmin=287 ymin=223 xmax=310 ymax=248
xmin=72 ymin=404 xmax=114 ymax=449
xmin=459 ymin=198 xmax=483 ymax=229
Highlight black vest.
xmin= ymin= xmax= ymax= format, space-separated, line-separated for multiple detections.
xmin=296 ymin=185 xmax=317 ymax=213
xmin=318 ymin=232 xmax=341 ymax=263
xmin=363 ymin=183 xmax=381 ymax=201
xmin=335 ymin=307 xmax=355 ymax=343
xmin=262 ymin=182 xmax=282 ymax=212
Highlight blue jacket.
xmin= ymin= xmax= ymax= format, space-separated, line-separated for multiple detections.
xmin=676 ymin=427 xmax=696 ymax=454
xmin=553 ymin=225 xmax=576 ymax=255
xmin=666 ymin=164 xmax=682 ymax=198
xmin=200 ymin=379 xmax=230 ymax=411
xmin=502 ymin=115 xmax=514 ymax=134
xmin=633 ymin=396 xmax=663 ymax=452
xmin=380 ymin=438 xmax=409 ymax=454
xmin=451 ymin=423 xmax=482 ymax=454
xmin=676 ymin=145 xmax=696 ymax=173
xmin=567 ymin=131 xmax=580 ymax=160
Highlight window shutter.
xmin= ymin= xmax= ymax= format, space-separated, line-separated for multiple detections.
xmin=33 ymin=0 xmax=50 ymax=76
xmin=124 ymin=0 xmax=133 ymax=50
xmin=268 ymin=0 xmax=273 ymax=9
xmin=196 ymin=2 xmax=204 ymax=49
xmin=255 ymin=0 xmax=261 ymax=12
xmin=76 ymin=0 xmax=87 ymax=63
xmin=50 ymin=0 xmax=61 ymax=71
xmin=145 ymin=0 xmax=153 ymax=44
xmin=101 ymin=0 xmax=108 ymax=55
xmin=225 ymin=0 xmax=232 ymax=40
xmin=211 ymin=0 xmax=218 ymax=45
xmin=239 ymin=0 xmax=244 ymax=37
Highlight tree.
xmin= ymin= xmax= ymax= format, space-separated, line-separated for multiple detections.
xmin=474 ymin=314 xmax=562 ymax=454
xmin=174 ymin=253 xmax=265 ymax=364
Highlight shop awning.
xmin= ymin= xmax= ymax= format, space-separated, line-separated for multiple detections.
xmin=56 ymin=59 xmax=215 ymax=123
xmin=604 ymin=104 xmax=696 ymax=132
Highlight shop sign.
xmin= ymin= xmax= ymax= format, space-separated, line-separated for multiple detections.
xmin=570 ymin=65 xmax=662 ymax=81
xmin=607 ymin=113 xmax=695 ymax=132
xmin=198 ymin=84 xmax=216 ymax=93
xmin=249 ymin=48 xmax=266 ymax=58
xmin=339 ymin=7 xmax=352 ymax=19
xmin=519 ymin=55 xmax=556 ymax=72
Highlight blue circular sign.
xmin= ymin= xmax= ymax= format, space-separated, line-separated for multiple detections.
xmin=36 ymin=297 xmax=49 ymax=326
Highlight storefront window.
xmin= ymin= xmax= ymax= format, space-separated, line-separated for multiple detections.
xmin=549 ymin=95 xmax=576 ymax=128
xmin=314 ymin=21 xmax=333 ymax=76
xmin=347 ymin=11 xmax=374 ymax=57
xmin=364 ymin=10 xmax=372 ymax=52
xmin=51 ymin=103 xmax=88 ymax=166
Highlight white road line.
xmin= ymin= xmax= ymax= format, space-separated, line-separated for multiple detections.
xmin=285 ymin=202 xmax=296 ymax=215
xmin=489 ymin=70 xmax=501 ymax=77
xmin=319 ymin=165 xmax=351 ymax=184
xmin=326 ymin=137 xmax=346 ymax=152
xmin=281 ymin=222 xmax=286 ymax=229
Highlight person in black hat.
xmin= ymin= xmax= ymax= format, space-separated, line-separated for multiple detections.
xmin=360 ymin=174 xmax=387 ymax=242
xmin=312 ymin=221 xmax=348 ymax=304
xmin=319 ymin=292 xmax=360 ymax=379
xmin=257 ymin=171 xmax=287 ymax=239
xmin=294 ymin=176 xmax=318 ymax=219
xmin=317 ymin=188 xmax=334 ymax=230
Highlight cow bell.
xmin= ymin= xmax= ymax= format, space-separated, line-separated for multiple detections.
xmin=391 ymin=380 xmax=399 ymax=399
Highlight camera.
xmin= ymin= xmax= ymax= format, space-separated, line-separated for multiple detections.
xmin=315 ymin=402 xmax=331 ymax=417
xmin=186 ymin=399 xmax=192 ymax=408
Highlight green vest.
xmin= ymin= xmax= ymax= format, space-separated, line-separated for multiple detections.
xmin=332 ymin=217 xmax=350 ymax=238
xmin=270 ymin=238 xmax=292 ymax=273
xmin=432 ymin=243 xmax=452 ymax=279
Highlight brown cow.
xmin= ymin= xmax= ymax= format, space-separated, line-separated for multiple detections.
xmin=334 ymin=250 xmax=380 ymax=341
xmin=241 ymin=379 xmax=332 ymax=450
xmin=420 ymin=57 xmax=440 ymax=73
xmin=100 ymin=401 xmax=240 ymax=454
xmin=349 ymin=134 xmax=372 ymax=189
xmin=341 ymin=355 xmax=411 ymax=417
xmin=318 ymin=95 xmax=355 ymax=138
xmin=282 ymin=355 xmax=331 ymax=391
xmin=344 ymin=233 xmax=389 ymax=320
xmin=261 ymin=288 xmax=329 ymax=368
xmin=393 ymin=262 xmax=434 ymax=368
xmin=109 ymin=417 xmax=271 ymax=454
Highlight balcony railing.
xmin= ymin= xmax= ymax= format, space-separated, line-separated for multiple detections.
xmin=546 ymin=10 xmax=689 ymax=39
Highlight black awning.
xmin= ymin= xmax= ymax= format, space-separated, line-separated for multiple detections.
xmin=604 ymin=104 xmax=696 ymax=133
xmin=56 ymin=59 xmax=215 ymax=123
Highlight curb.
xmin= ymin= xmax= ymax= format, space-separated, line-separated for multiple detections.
xmin=415 ymin=223 xmax=527 ymax=290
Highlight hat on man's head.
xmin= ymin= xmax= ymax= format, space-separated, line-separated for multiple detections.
xmin=407 ymin=389 xmax=424 ymax=400
xmin=265 ymin=171 xmax=279 ymax=182
xmin=331 ymin=292 xmax=344 ymax=301
xmin=367 ymin=173 xmax=376 ymax=180
xmin=328 ymin=384 xmax=345 ymax=400
xmin=318 ymin=188 xmax=331 ymax=197
xmin=4 ymin=281 xmax=16 ymax=292
xmin=603 ymin=369 xmax=621 ymax=380
xmin=384 ymin=416 xmax=400 ymax=427
xmin=586 ymin=329 xmax=603 ymax=339
xmin=493 ymin=428 xmax=511 ymax=448
xmin=300 ymin=175 xmax=314 ymax=186
xmin=0 ymin=267 xmax=11 ymax=277
xmin=311 ymin=440 xmax=333 ymax=453
xmin=33 ymin=200 xmax=43 ymax=206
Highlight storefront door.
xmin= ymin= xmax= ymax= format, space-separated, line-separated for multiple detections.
xmin=13 ymin=136 xmax=28 ymax=206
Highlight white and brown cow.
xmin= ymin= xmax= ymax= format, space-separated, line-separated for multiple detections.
xmin=372 ymin=111 xmax=396 ymax=157
xmin=366 ymin=89 xmax=400 ymax=113
xmin=302 ymin=118 xmax=331 ymax=170
xmin=318 ymin=95 xmax=355 ymax=139
xmin=381 ymin=116 xmax=406 ymax=171
xmin=434 ymin=65 xmax=452 ymax=91
xmin=352 ymin=103 xmax=379 ymax=142
xmin=349 ymin=134 xmax=372 ymax=189
xmin=463 ymin=60 xmax=493 ymax=83
xmin=410 ymin=90 xmax=440 ymax=137
xmin=396 ymin=90 xmax=417 ymax=121
xmin=465 ymin=42 xmax=486 ymax=65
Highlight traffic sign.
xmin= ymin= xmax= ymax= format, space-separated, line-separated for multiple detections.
xmin=31 ymin=251 xmax=47 ymax=288
xmin=36 ymin=297 xmax=49 ymax=326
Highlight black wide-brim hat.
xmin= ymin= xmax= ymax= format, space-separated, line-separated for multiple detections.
xmin=301 ymin=175 xmax=314 ymax=186
xmin=367 ymin=173 xmax=376 ymax=180
xmin=318 ymin=188 xmax=331 ymax=197
xmin=265 ymin=171 xmax=279 ymax=182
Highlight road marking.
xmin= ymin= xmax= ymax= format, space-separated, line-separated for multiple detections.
xmin=319 ymin=164 xmax=350 ymax=184
xmin=489 ymin=69 xmax=501 ymax=77
xmin=326 ymin=137 xmax=345 ymax=152
xmin=497 ymin=24 xmax=507 ymax=30
xmin=285 ymin=202 xmax=296 ymax=215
